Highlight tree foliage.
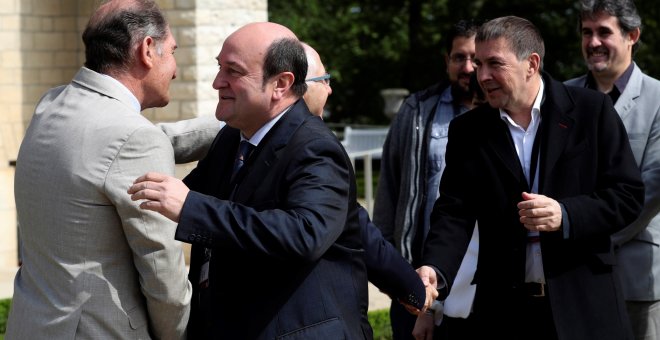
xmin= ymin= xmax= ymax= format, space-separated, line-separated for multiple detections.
xmin=269 ymin=0 xmax=660 ymax=123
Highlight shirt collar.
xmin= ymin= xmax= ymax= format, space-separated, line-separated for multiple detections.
xmin=614 ymin=62 xmax=634 ymax=94
xmin=439 ymin=85 xmax=454 ymax=104
xmin=499 ymin=78 xmax=544 ymax=129
xmin=241 ymin=105 xmax=292 ymax=146
xmin=99 ymin=73 xmax=141 ymax=113
xmin=585 ymin=62 xmax=634 ymax=96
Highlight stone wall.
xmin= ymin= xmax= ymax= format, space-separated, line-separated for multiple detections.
xmin=0 ymin=0 xmax=267 ymax=268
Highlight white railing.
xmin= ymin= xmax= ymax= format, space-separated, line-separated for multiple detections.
xmin=340 ymin=126 xmax=389 ymax=215
xmin=345 ymin=148 xmax=382 ymax=215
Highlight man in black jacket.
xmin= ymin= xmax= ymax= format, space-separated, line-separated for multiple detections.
xmin=374 ymin=19 xmax=481 ymax=340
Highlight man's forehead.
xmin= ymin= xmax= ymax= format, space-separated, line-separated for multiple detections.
xmin=453 ymin=35 xmax=475 ymax=46
xmin=476 ymin=38 xmax=509 ymax=54
xmin=582 ymin=12 xmax=620 ymax=28
xmin=449 ymin=36 xmax=475 ymax=53
xmin=218 ymin=40 xmax=262 ymax=68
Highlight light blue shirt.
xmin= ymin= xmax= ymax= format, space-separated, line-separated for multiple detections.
xmin=424 ymin=86 xmax=470 ymax=234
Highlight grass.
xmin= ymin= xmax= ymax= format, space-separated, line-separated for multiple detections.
xmin=0 ymin=298 xmax=10 ymax=337
xmin=355 ymin=162 xmax=381 ymax=199
xmin=369 ymin=308 xmax=393 ymax=339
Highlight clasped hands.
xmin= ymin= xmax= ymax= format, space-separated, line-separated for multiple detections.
xmin=410 ymin=265 xmax=442 ymax=340
xmin=127 ymin=172 xmax=190 ymax=222
xmin=518 ymin=192 xmax=562 ymax=232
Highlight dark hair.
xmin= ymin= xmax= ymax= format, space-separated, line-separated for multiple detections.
xmin=445 ymin=19 xmax=479 ymax=55
xmin=477 ymin=16 xmax=545 ymax=69
xmin=82 ymin=0 xmax=168 ymax=73
xmin=262 ymin=38 xmax=308 ymax=97
xmin=578 ymin=0 xmax=642 ymax=54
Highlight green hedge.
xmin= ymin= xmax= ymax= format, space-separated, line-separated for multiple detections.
xmin=0 ymin=299 xmax=391 ymax=339
xmin=0 ymin=298 xmax=10 ymax=335
xmin=368 ymin=308 xmax=392 ymax=340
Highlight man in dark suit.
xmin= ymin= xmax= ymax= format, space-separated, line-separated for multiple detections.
xmin=301 ymin=41 xmax=429 ymax=309
xmin=417 ymin=16 xmax=644 ymax=340
xmin=128 ymin=22 xmax=372 ymax=339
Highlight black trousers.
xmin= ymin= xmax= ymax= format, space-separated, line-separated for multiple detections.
xmin=390 ymin=292 xmax=558 ymax=340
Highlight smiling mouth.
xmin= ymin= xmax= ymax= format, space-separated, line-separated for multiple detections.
xmin=588 ymin=47 xmax=608 ymax=59
xmin=484 ymin=87 xmax=499 ymax=94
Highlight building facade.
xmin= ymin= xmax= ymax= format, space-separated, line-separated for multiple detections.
xmin=0 ymin=0 xmax=267 ymax=268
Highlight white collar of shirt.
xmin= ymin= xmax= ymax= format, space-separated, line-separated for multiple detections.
xmin=498 ymin=79 xmax=544 ymax=131
xmin=241 ymin=105 xmax=292 ymax=146
xmin=100 ymin=73 xmax=141 ymax=113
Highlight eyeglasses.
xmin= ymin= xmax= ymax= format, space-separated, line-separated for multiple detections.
xmin=449 ymin=54 xmax=476 ymax=65
xmin=306 ymin=73 xmax=331 ymax=86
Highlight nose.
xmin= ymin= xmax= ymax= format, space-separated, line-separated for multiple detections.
xmin=212 ymin=71 xmax=224 ymax=90
xmin=464 ymin=60 xmax=475 ymax=73
xmin=587 ymin=34 xmax=601 ymax=48
xmin=477 ymin=66 xmax=490 ymax=83
xmin=327 ymin=84 xmax=333 ymax=95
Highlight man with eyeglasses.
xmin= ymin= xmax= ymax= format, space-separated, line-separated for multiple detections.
xmin=301 ymin=42 xmax=434 ymax=314
xmin=374 ymin=19 xmax=481 ymax=340
xmin=302 ymin=44 xmax=332 ymax=118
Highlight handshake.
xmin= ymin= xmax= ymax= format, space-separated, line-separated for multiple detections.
xmin=407 ymin=265 xmax=444 ymax=340
xmin=401 ymin=265 xmax=441 ymax=316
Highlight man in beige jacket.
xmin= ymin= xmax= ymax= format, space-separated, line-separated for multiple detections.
xmin=7 ymin=1 xmax=193 ymax=338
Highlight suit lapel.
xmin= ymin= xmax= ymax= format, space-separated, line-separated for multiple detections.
xmin=232 ymin=100 xmax=309 ymax=203
xmin=537 ymin=74 xmax=575 ymax=194
xmin=614 ymin=63 xmax=642 ymax=122
xmin=208 ymin=128 xmax=240 ymax=198
xmin=483 ymin=107 xmax=528 ymax=188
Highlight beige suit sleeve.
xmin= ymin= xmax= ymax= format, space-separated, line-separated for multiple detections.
xmin=104 ymin=125 xmax=192 ymax=340
xmin=157 ymin=115 xmax=224 ymax=164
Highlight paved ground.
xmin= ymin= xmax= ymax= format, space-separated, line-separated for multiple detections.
xmin=368 ymin=282 xmax=392 ymax=311
xmin=0 ymin=267 xmax=17 ymax=300
xmin=0 ymin=266 xmax=391 ymax=311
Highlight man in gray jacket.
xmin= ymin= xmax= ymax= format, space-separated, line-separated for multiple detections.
xmin=566 ymin=0 xmax=660 ymax=338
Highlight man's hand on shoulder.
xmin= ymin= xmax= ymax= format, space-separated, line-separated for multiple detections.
xmin=128 ymin=172 xmax=190 ymax=222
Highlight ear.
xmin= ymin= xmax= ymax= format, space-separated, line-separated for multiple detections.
xmin=271 ymin=72 xmax=295 ymax=100
xmin=527 ymin=53 xmax=541 ymax=77
xmin=627 ymin=27 xmax=641 ymax=45
xmin=138 ymin=36 xmax=156 ymax=70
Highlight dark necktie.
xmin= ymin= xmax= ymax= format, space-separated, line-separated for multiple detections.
xmin=232 ymin=140 xmax=254 ymax=180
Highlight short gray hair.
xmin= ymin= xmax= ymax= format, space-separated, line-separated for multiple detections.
xmin=82 ymin=0 xmax=169 ymax=74
xmin=476 ymin=16 xmax=545 ymax=69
